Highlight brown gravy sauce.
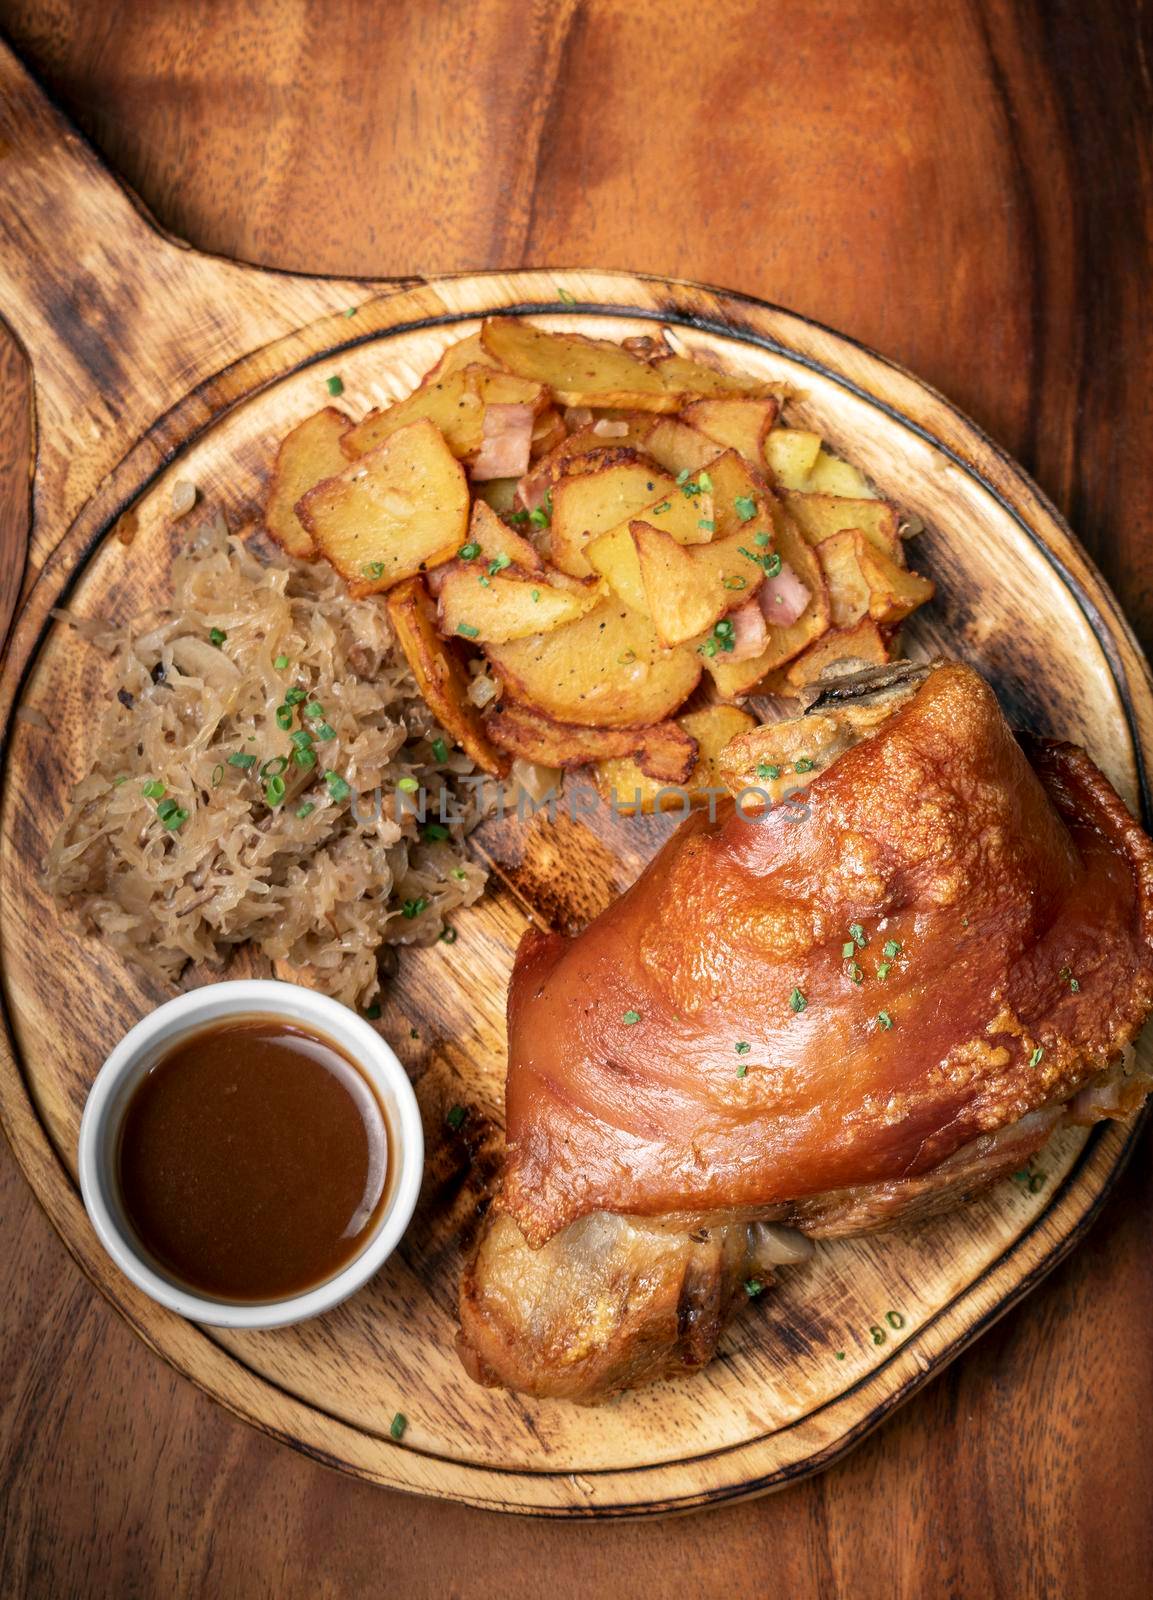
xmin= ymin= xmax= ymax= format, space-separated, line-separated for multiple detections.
xmin=117 ymin=1015 xmax=389 ymax=1302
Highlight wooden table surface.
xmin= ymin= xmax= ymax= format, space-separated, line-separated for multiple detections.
xmin=1 ymin=2 xmax=1151 ymax=1594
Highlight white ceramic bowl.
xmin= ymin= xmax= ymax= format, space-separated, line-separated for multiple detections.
xmin=77 ymin=979 xmax=424 ymax=1329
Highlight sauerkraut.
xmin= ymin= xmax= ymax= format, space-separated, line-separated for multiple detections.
xmin=46 ymin=515 xmax=488 ymax=1009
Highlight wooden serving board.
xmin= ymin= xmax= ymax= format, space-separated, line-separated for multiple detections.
xmin=1 ymin=43 xmax=1150 ymax=1518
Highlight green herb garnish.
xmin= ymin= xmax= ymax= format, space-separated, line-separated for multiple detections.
xmin=439 ymin=924 xmax=458 ymax=941
xmin=789 ymin=988 xmax=807 ymax=1014
xmin=849 ymin=923 xmax=867 ymax=948
xmin=432 ymin=737 xmax=449 ymax=763
xmin=794 ymin=757 xmax=815 ymax=774
xmin=457 ymin=623 xmax=480 ymax=639
xmin=446 ymin=1104 xmax=467 ymax=1129
xmin=622 ymin=1009 xmax=641 ymax=1025
xmin=877 ymin=1010 xmax=894 ymax=1030
xmin=459 ymin=542 xmax=481 ymax=561
xmin=744 ymin=1278 xmax=764 ymax=1297
xmin=228 ymin=752 xmax=257 ymax=770
xmin=1030 ymin=1046 xmax=1044 ymax=1066
xmin=275 ymin=704 xmax=293 ymax=730
xmin=274 ymin=654 xmax=290 ymax=670
xmin=361 ymin=561 xmax=385 ymax=580
xmin=487 ymin=553 xmax=512 ymax=575
xmin=209 ymin=627 xmax=227 ymax=648
xmin=397 ymin=776 xmax=420 ymax=792
xmin=735 ymin=1041 xmax=751 ymax=1055
xmin=756 ymin=762 xmax=781 ymax=780
xmin=324 ymin=770 xmax=351 ymax=802
xmin=260 ymin=756 xmax=288 ymax=778
xmin=389 ymin=1412 xmax=407 ymax=1441
xmin=285 ymin=687 xmax=307 ymax=706
xmin=264 ymin=775 xmax=286 ymax=807
xmin=326 ymin=375 xmax=344 ymax=396
xmin=424 ymin=823 xmax=450 ymax=841
xmin=882 ymin=940 xmax=902 ymax=959
xmin=296 ymin=802 xmax=315 ymax=818
xmin=734 ymin=495 xmax=757 ymax=522
xmin=556 ymin=286 xmax=576 ymax=305
xmin=142 ymin=779 xmax=166 ymax=799
xmin=402 ymin=898 xmax=427 ymax=919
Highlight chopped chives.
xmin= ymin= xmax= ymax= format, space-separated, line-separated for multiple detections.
xmin=877 ymin=1010 xmax=894 ymax=1030
xmin=285 ymin=687 xmax=307 ymax=706
xmin=1030 ymin=1046 xmax=1044 ymax=1066
xmin=260 ymin=756 xmax=288 ymax=777
xmin=228 ymin=752 xmax=257 ymax=770
xmin=744 ymin=1278 xmax=764 ymax=1297
xmin=325 ymin=770 xmax=351 ymax=801
xmin=326 ymin=375 xmax=344 ymax=396
xmin=402 ymin=897 xmax=427 ymax=919
xmin=789 ymin=988 xmax=807 ymax=1013
xmin=397 ymin=776 xmax=419 ymax=792
xmin=432 ymin=738 xmax=449 ymax=763
xmin=209 ymin=627 xmax=227 ymax=648
xmin=882 ymin=940 xmax=902 ymax=959
xmin=264 ymin=775 xmax=286 ymax=806
xmin=734 ymin=1041 xmax=751 ymax=1054
xmin=296 ymin=801 xmax=315 ymax=818
xmin=756 ymin=762 xmax=781 ymax=780
xmin=389 ymin=1412 xmax=407 ymax=1441
xmin=622 ymin=1009 xmax=641 ymax=1025
xmin=275 ymin=704 xmax=293 ymax=730
xmin=424 ymin=823 xmax=450 ymax=841
xmin=142 ymin=779 xmax=166 ymax=799
xmin=274 ymin=654 xmax=290 ymax=670
xmin=457 ymin=623 xmax=480 ymax=639
xmin=459 ymin=542 xmax=481 ymax=561
xmin=446 ymin=1104 xmax=467 ymax=1129
xmin=734 ymin=495 xmax=757 ymax=522
xmin=439 ymin=923 xmax=458 ymax=941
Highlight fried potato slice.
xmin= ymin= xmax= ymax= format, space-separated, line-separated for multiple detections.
xmin=681 ymin=396 xmax=780 ymax=469
xmin=703 ymin=504 xmax=830 ymax=695
xmin=485 ymin=701 xmax=697 ymax=783
xmin=426 ymin=329 xmax=504 ymax=379
xmin=782 ymin=489 xmax=903 ymax=563
xmin=642 ymin=416 xmax=725 ymax=478
xmin=780 ymin=617 xmax=890 ymax=690
xmin=299 ymin=419 xmax=469 ymax=597
xmin=484 ymin=600 xmax=701 ymax=728
xmin=651 ymin=352 xmax=775 ymax=399
xmin=805 ymin=449 xmax=878 ymax=499
xmin=814 ymin=528 xmax=873 ymax=628
xmin=341 ymin=366 xmax=545 ymax=462
xmin=634 ymin=522 xmax=767 ymax=648
xmin=385 ymin=576 xmax=508 ymax=776
xmin=717 ymin=713 xmax=848 ymax=802
xmin=467 ymin=499 xmax=543 ymax=572
xmin=585 ymin=489 xmax=716 ymax=611
xmin=596 ymin=704 xmax=758 ymax=815
xmin=549 ymin=460 xmax=677 ymax=577
xmin=856 ymin=542 xmax=935 ymax=624
xmin=764 ymin=427 xmax=823 ymax=489
xmin=264 ymin=406 xmax=351 ymax=559
xmin=438 ymin=566 xmax=602 ymax=644
xmin=481 ymin=318 xmax=679 ymax=410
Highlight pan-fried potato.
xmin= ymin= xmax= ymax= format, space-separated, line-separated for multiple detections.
xmin=385 ymin=577 xmax=509 ymax=776
xmin=682 ymin=397 xmax=779 ymax=468
xmin=717 ymin=713 xmax=849 ymax=803
xmin=586 ymin=490 xmax=717 ymax=611
xmin=467 ymin=499 xmax=543 ymax=571
xmin=814 ymin=529 xmax=873 ymax=628
xmin=857 ymin=542 xmax=935 ymax=624
xmin=481 ymin=318 xmax=679 ymax=410
xmin=781 ymin=617 xmax=889 ymax=690
xmin=597 ymin=704 xmax=758 ymax=814
xmin=805 ymin=449 xmax=878 ymax=499
xmin=764 ymin=428 xmax=823 ymax=489
xmin=484 ymin=600 xmax=701 ymax=728
xmin=549 ymin=460 xmax=677 ymax=577
xmin=651 ymin=353 xmax=774 ymax=399
xmin=299 ymin=419 xmax=469 ymax=597
xmin=341 ymin=365 xmax=544 ymax=462
xmin=703 ymin=505 xmax=830 ymax=695
xmin=264 ymin=406 xmax=351 ymax=559
xmin=426 ymin=330 xmax=504 ymax=379
xmin=642 ymin=417 xmax=724 ymax=479
xmin=531 ymin=407 xmax=568 ymax=458
xmin=634 ymin=522 xmax=767 ymax=647
xmin=782 ymin=489 xmax=903 ymax=563
xmin=438 ymin=565 xmax=602 ymax=644
xmin=473 ymin=477 xmax=519 ymax=516
xmin=485 ymin=702 xmax=697 ymax=783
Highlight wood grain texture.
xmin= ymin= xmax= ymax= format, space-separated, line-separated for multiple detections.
xmin=1 ymin=0 xmax=1151 ymax=1592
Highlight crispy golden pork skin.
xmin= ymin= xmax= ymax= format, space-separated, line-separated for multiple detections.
xmin=458 ymin=663 xmax=1153 ymax=1399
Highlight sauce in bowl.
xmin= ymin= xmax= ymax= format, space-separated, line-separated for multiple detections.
xmin=116 ymin=1015 xmax=389 ymax=1302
